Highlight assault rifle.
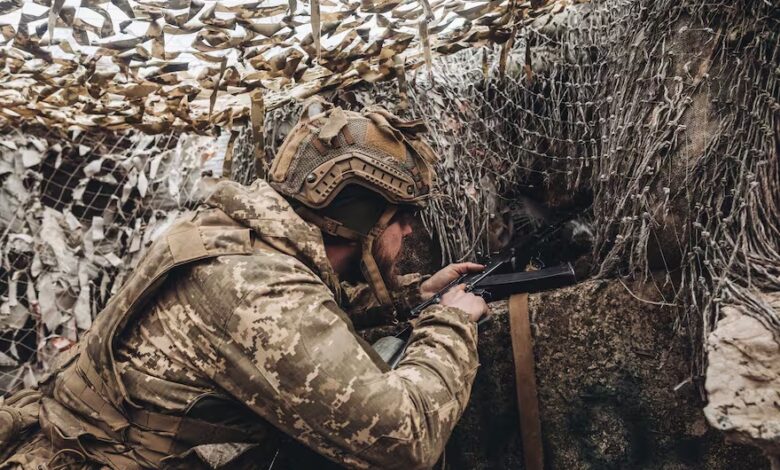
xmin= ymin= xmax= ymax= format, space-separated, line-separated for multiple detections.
xmin=373 ymin=221 xmax=578 ymax=368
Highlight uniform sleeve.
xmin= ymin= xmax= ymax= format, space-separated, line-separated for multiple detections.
xmin=211 ymin=259 xmax=478 ymax=470
xmin=341 ymin=273 xmax=428 ymax=328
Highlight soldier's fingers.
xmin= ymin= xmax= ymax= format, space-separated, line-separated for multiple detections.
xmin=440 ymin=284 xmax=465 ymax=299
xmin=450 ymin=262 xmax=485 ymax=274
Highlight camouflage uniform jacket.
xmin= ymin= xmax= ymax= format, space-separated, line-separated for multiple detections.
xmin=10 ymin=180 xmax=479 ymax=470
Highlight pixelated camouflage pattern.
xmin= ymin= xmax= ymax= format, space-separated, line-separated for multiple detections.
xmin=2 ymin=179 xmax=478 ymax=470
xmin=341 ymin=273 xmax=428 ymax=329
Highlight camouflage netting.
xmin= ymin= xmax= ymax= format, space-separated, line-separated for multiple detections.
xmin=425 ymin=0 xmax=779 ymax=380
xmin=0 ymin=0 xmax=777 ymax=459
xmin=0 ymin=129 xmax=219 ymax=391
xmin=0 ymin=0 xmax=563 ymax=133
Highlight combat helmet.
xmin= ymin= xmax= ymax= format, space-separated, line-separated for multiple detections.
xmin=269 ymin=100 xmax=438 ymax=308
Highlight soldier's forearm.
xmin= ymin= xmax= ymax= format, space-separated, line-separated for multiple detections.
xmin=377 ymin=304 xmax=478 ymax=467
xmin=214 ymin=262 xmax=479 ymax=470
xmin=396 ymin=304 xmax=479 ymax=409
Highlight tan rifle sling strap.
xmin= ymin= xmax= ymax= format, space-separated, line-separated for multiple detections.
xmin=508 ymin=293 xmax=544 ymax=470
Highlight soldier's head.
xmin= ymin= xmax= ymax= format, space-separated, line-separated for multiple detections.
xmin=269 ymin=100 xmax=438 ymax=308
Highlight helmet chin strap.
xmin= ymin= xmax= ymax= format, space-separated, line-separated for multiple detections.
xmin=297 ymin=204 xmax=399 ymax=309
xmin=359 ymin=205 xmax=397 ymax=308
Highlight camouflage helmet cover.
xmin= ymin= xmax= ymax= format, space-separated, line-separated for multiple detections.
xmin=268 ymin=104 xmax=438 ymax=210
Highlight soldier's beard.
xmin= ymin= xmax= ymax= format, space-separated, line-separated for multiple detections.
xmin=372 ymin=237 xmax=401 ymax=292
xmin=340 ymin=238 xmax=401 ymax=292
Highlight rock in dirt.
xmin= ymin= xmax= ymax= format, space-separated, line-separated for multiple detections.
xmin=704 ymin=292 xmax=780 ymax=458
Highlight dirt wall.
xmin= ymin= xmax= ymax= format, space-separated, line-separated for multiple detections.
xmin=362 ymin=277 xmax=768 ymax=469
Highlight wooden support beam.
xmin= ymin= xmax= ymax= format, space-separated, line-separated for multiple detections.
xmin=508 ymin=293 xmax=544 ymax=470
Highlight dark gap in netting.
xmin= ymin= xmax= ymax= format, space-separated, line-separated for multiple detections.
xmin=0 ymin=316 xmax=37 ymax=364
xmin=39 ymin=147 xmax=84 ymax=213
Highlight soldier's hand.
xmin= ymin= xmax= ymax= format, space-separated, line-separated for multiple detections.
xmin=420 ymin=262 xmax=484 ymax=301
xmin=439 ymin=285 xmax=489 ymax=322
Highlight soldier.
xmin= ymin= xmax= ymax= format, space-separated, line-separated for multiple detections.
xmin=0 ymin=104 xmax=488 ymax=469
